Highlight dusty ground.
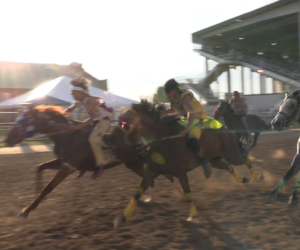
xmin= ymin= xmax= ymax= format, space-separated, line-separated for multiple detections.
xmin=1 ymin=131 xmax=300 ymax=250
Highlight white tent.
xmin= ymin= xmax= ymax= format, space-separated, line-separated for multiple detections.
xmin=0 ymin=76 xmax=138 ymax=109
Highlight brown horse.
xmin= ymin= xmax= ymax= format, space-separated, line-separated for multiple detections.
xmin=4 ymin=105 xmax=176 ymax=218
xmin=114 ymin=100 xmax=263 ymax=227
xmin=213 ymin=101 xmax=271 ymax=149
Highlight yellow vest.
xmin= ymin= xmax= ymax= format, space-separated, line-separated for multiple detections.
xmin=170 ymin=88 xmax=207 ymax=119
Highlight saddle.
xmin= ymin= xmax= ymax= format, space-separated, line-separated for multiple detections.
xmin=159 ymin=114 xmax=181 ymax=124
xmin=232 ymin=115 xmax=246 ymax=131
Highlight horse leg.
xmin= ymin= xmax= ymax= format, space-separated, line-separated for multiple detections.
xmin=114 ymin=166 xmax=160 ymax=228
xmin=177 ymin=172 xmax=198 ymax=221
xmin=210 ymin=158 xmax=249 ymax=183
xmin=124 ymin=161 xmax=179 ymax=198
xmin=244 ymin=154 xmax=263 ymax=182
xmin=289 ymin=174 xmax=300 ymax=205
xmin=36 ymin=159 xmax=60 ymax=194
xmin=250 ymin=132 xmax=259 ymax=149
xmin=18 ymin=163 xmax=76 ymax=218
xmin=267 ymin=152 xmax=300 ymax=200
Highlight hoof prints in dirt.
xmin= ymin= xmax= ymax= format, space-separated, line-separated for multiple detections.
xmin=0 ymin=133 xmax=300 ymax=249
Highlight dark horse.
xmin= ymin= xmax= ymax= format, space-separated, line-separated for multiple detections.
xmin=213 ymin=101 xmax=271 ymax=149
xmin=4 ymin=105 xmax=177 ymax=218
xmin=114 ymin=100 xmax=263 ymax=227
xmin=267 ymin=90 xmax=300 ymax=205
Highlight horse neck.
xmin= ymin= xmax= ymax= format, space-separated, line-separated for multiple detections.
xmin=293 ymin=107 xmax=300 ymax=123
xmin=140 ymin=117 xmax=179 ymax=140
xmin=36 ymin=112 xmax=70 ymax=145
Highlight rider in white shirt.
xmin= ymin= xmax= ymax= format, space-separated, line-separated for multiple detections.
xmin=65 ymin=77 xmax=112 ymax=179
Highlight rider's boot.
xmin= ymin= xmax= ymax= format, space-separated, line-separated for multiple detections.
xmin=198 ymin=148 xmax=212 ymax=179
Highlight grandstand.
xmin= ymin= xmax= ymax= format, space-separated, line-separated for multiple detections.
xmin=189 ymin=0 xmax=300 ymax=113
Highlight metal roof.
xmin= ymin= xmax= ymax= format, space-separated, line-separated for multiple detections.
xmin=192 ymin=0 xmax=298 ymax=39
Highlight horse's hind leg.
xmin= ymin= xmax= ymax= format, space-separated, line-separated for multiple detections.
xmin=177 ymin=172 xmax=198 ymax=221
xmin=210 ymin=158 xmax=249 ymax=183
xmin=18 ymin=163 xmax=76 ymax=218
xmin=114 ymin=166 xmax=160 ymax=228
xmin=244 ymin=155 xmax=263 ymax=182
xmin=36 ymin=159 xmax=60 ymax=194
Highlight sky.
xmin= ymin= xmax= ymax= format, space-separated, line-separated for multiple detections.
xmin=0 ymin=0 xmax=278 ymax=101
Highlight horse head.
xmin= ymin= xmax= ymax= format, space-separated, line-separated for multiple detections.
xmin=5 ymin=105 xmax=69 ymax=147
xmin=272 ymin=90 xmax=300 ymax=131
xmin=213 ymin=101 xmax=233 ymax=120
xmin=116 ymin=100 xmax=168 ymax=142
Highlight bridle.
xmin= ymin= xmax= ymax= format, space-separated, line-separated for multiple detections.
xmin=278 ymin=94 xmax=300 ymax=127
xmin=13 ymin=113 xmax=37 ymax=139
xmin=118 ymin=109 xmax=141 ymax=137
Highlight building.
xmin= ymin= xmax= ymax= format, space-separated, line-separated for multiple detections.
xmin=189 ymin=0 xmax=300 ymax=112
xmin=0 ymin=61 xmax=107 ymax=101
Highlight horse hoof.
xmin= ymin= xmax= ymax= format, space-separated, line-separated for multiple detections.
xmin=242 ymin=177 xmax=250 ymax=184
xmin=114 ymin=216 xmax=126 ymax=229
xmin=258 ymin=175 xmax=264 ymax=181
xmin=17 ymin=212 xmax=28 ymax=218
xmin=266 ymin=190 xmax=277 ymax=200
xmin=288 ymin=195 xmax=298 ymax=206
xmin=140 ymin=194 xmax=152 ymax=203
xmin=187 ymin=215 xmax=196 ymax=222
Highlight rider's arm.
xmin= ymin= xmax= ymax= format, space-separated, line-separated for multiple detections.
xmin=239 ymin=99 xmax=247 ymax=113
xmin=70 ymin=98 xmax=97 ymax=130
xmin=181 ymin=94 xmax=195 ymax=132
xmin=65 ymin=101 xmax=79 ymax=113
xmin=161 ymin=104 xmax=177 ymax=116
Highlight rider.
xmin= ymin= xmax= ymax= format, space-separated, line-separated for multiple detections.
xmin=162 ymin=78 xmax=212 ymax=179
xmin=65 ymin=77 xmax=112 ymax=179
xmin=228 ymin=91 xmax=251 ymax=142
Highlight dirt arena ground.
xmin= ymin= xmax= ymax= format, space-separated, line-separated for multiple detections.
xmin=1 ymin=131 xmax=300 ymax=250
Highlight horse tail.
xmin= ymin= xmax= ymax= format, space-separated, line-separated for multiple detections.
xmin=218 ymin=127 xmax=247 ymax=164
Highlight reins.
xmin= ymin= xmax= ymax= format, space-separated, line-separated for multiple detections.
xmin=144 ymin=133 xmax=184 ymax=144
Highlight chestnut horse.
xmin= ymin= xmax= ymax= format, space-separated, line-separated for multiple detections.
xmin=4 ymin=105 xmax=176 ymax=218
xmin=114 ymin=100 xmax=263 ymax=227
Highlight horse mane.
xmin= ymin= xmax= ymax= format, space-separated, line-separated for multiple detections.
xmin=131 ymin=99 xmax=166 ymax=122
xmin=291 ymin=90 xmax=300 ymax=96
xmin=34 ymin=105 xmax=66 ymax=115
xmin=34 ymin=105 xmax=69 ymax=123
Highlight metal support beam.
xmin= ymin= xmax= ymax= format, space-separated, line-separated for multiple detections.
xmin=227 ymin=69 xmax=231 ymax=93
xmin=241 ymin=67 xmax=244 ymax=94
xmin=205 ymin=58 xmax=209 ymax=73
xmin=260 ymin=75 xmax=266 ymax=94
xmin=298 ymin=12 xmax=300 ymax=71
xmin=250 ymin=71 xmax=253 ymax=94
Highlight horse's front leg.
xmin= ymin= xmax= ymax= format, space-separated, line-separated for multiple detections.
xmin=250 ymin=132 xmax=260 ymax=149
xmin=267 ymin=140 xmax=300 ymax=201
xmin=124 ymin=160 xmax=177 ymax=197
xmin=18 ymin=163 xmax=76 ymax=218
xmin=177 ymin=172 xmax=198 ymax=221
xmin=114 ymin=165 xmax=160 ymax=228
xmin=36 ymin=159 xmax=61 ymax=194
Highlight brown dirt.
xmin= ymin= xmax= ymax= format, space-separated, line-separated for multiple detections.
xmin=1 ymin=131 xmax=300 ymax=250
